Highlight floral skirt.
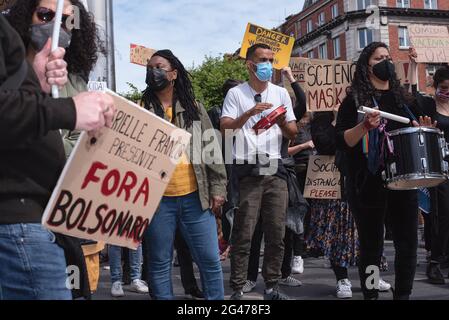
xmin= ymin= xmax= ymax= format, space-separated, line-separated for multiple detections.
xmin=306 ymin=199 xmax=359 ymax=268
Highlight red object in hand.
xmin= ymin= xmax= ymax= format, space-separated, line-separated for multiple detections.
xmin=253 ymin=106 xmax=287 ymax=133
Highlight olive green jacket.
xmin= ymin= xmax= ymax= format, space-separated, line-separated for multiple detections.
xmin=59 ymin=74 xmax=86 ymax=157
xmin=146 ymin=101 xmax=228 ymax=211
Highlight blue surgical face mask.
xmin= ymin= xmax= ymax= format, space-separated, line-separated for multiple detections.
xmin=254 ymin=62 xmax=273 ymax=82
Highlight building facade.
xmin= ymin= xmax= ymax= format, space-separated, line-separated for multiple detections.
xmin=278 ymin=0 xmax=449 ymax=93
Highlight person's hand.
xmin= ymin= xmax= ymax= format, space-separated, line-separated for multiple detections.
xmin=412 ymin=116 xmax=437 ymax=128
xmin=210 ymin=196 xmax=225 ymax=216
xmin=33 ymin=38 xmax=68 ymax=94
xmin=72 ymin=92 xmax=116 ymax=132
xmin=305 ymin=140 xmax=315 ymax=150
xmin=282 ymin=67 xmax=296 ymax=83
xmin=247 ymin=103 xmax=273 ymax=117
xmin=363 ymin=110 xmax=381 ymax=131
xmin=409 ymin=47 xmax=418 ymax=63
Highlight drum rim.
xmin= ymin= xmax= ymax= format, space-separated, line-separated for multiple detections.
xmin=386 ymin=173 xmax=447 ymax=190
xmin=388 ymin=127 xmax=441 ymax=137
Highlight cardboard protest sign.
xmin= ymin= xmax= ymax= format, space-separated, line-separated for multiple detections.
xmin=304 ymin=155 xmax=341 ymax=200
xmin=130 ymin=44 xmax=156 ymax=67
xmin=240 ymin=23 xmax=295 ymax=69
xmin=42 ymin=90 xmax=191 ymax=249
xmin=409 ymin=24 xmax=449 ymax=63
xmin=284 ymin=58 xmax=356 ymax=112
xmin=0 ymin=0 xmax=16 ymax=11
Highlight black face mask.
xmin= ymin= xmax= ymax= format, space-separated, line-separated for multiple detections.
xmin=372 ymin=59 xmax=396 ymax=82
xmin=146 ymin=68 xmax=171 ymax=92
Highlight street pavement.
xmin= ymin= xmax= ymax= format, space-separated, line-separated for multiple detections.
xmin=93 ymin=241 xmax=449 ymax=301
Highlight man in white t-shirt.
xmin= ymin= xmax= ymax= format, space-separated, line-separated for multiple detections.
xmin=221 ymin=44 xmax=297 ymax=301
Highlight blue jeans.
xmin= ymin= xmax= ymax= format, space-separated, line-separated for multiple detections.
xmin=108 ymin=245 xmax=143 ymax=283
xmin=144 ymin=192 xmax=224 ymax=300
xmin=0 ymin=224 xmax=72 ymax=300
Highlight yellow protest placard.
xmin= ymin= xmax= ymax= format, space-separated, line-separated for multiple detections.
xmin=130 ymin=43 xmax=157 ymax=67
xmin=42 ymin=90 xmax=191 ymax=249
xmin=409 ymin=24 xmax=449 ymax=63
xmin=240 ymin=23 xmax=295 ymax=70
xmin=304 ymin=155 xmax=341 ymax=200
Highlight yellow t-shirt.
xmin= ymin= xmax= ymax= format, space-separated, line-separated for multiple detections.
xmin=164 ymin=107 xmax=198 ymax=197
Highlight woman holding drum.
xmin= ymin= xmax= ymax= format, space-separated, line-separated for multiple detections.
xmin=335 ymin=42 xmax=436 ymax=300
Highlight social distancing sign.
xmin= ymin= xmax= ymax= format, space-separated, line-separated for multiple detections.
xmin=240 ymin=23 xmax=295 ymax=69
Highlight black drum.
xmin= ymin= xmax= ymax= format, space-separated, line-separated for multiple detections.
xmin=383 ymin=127 xmax=449 ymax=190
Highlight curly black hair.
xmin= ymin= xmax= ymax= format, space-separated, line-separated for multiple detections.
xmin=6 ymin=0 xmax=105 ymax=80
xmin=142 ymin=50 xmax=200 ymax=129
xmin=348 ymin=42 xmax=413 ymax=108
xmin=433 ymin=65 xmax=449 ymax=89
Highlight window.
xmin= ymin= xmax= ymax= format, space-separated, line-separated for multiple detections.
xmin=318 ymin=12 xmax=326 ymax=26
xmin=319 ymin=43 xmax=327 ymax=59
xmin=307 ymin=50 xmax=315 ymax=59
xmin=398 ymin=27 xmax=410 ymax=48
xmin=396 ymin=0 xmax=410 ymax=8
xmin=331 ymin=4 xmax=339 ymax=19
xmin=357 ymin=0 xmax=372 ymax=10
xmin=333 ymin=37 xmax=341 ymax=58
xmin=425 ymin=0 xmax=438 ymax=9
xmin=358 ymin=28 xmax=374 ymax=49
xmin=307 ymin=19 xmax=313 ymax=33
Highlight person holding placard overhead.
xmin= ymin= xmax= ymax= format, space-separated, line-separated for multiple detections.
xmin=142 ymin=49 xmax=227 ymax=301
xmin=221 ymin=43 xmax=297 ymax=300
xmin=0 ymin=13 xmax=115 ymax=300
xmin=336 ymin=42 xmax=436 ymax=300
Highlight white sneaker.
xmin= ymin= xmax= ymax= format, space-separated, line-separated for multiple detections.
xmin=292 ymin=256 xmax=304 ymax=274
xmin=111 ymin=281 xmax=125 ymax=298
xmin=279 ymin=276 xmax=303 ymax=287
xmin=129 ymin=279 xmax=149 ymax=294
xmin=379 ymin=279 xmax=391 ymax=292
xmin=336 ymin=279 xmax=353 ymax=299
xmin=242 ymin=280 xmax=257 ymax=293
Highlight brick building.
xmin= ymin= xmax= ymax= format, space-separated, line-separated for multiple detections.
xmin=277 ymin=0 xmax=449 ymax=93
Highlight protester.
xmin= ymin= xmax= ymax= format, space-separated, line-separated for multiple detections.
xmin=0 ymin=13 xmax=115 ymax=300
xmin=336 ymin=42 xmax=435 ymax=300
xmin=7 ymin=0 xmax=111 ymax=295
xmin=142 ymin=49 xmax=227 ymax=300
xmin=221 ymin=43 xmax=297 ymax=300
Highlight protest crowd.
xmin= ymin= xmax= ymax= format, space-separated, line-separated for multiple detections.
xmin=1 ymin=0 xmax=449 ymax=302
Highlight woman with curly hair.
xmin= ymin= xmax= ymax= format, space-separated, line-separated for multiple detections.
xmin=6 ymin=0 xmax=113 ymax=298
xmin=335 ymin=42 xmax=435 ymax=300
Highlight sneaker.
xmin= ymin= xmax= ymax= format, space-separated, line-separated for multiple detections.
xmin=292 ymin=256 xmax=304 ymax=274
xmin=379 ymin=279 xmax=392 ymax=292
xmin=336 ymin=279 xmax=353 ymax=299
xmin=242 ymin=280 xmax=257 ymax=293
xmin=186 ymin=287 xmax=205 ymax=300
xmin=230 ymin=291 xmax=244 ymax=301
xmin=129 ymin=279 xmax=149 ymax=294
xmin=279 ymin=276 xmax=303 ymax=287
xmin=427 ymin=263 xmax=446 ymax=285
xmin=111 ymin=281 xmax=125 ymax=298
xmin=264 ymin=288 xmax=289 ymax=300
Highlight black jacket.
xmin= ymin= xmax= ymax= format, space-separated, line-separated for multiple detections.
xmin=0 ymin=15 xmax=77 ymax=224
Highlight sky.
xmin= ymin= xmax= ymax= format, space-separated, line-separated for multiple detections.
xmin=113 ymin=0 xmax=305 ymax=93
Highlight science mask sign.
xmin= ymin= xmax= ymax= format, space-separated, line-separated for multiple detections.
xmin=42 ymin=90 xmax=191 ymax=249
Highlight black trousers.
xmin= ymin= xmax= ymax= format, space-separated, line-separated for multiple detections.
xmin=429 ymin=182 xmax=449 ymax=262
xmin=347 ymin=175 xmax=418 ymax=300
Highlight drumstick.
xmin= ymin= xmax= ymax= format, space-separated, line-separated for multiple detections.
xmin=51 ymin=0 xmax=65 ymax=99
xmin=359 ymin=106 xmax=411 ymax=125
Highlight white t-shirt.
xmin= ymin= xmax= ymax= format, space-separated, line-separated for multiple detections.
xmin=221 ymin=82 xmax=296 ymax=162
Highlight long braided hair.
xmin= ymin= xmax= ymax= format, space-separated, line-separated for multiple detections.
xmin=142 ymin=50 xmax=200 ymax=129
xmin=348 ymin=42 xmax=413 ymax=108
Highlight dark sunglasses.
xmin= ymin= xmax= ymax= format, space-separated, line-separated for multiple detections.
xmin=254 ymin=94 xmax=262 ymax=103
xmin=36 ymin=7 xmax=71 ymax=26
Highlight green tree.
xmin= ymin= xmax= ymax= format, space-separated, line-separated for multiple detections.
xmin=119 ymin=82 xmax=143 ymax=104
xmin=190 ymin=55 xmax=249 ymax=111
